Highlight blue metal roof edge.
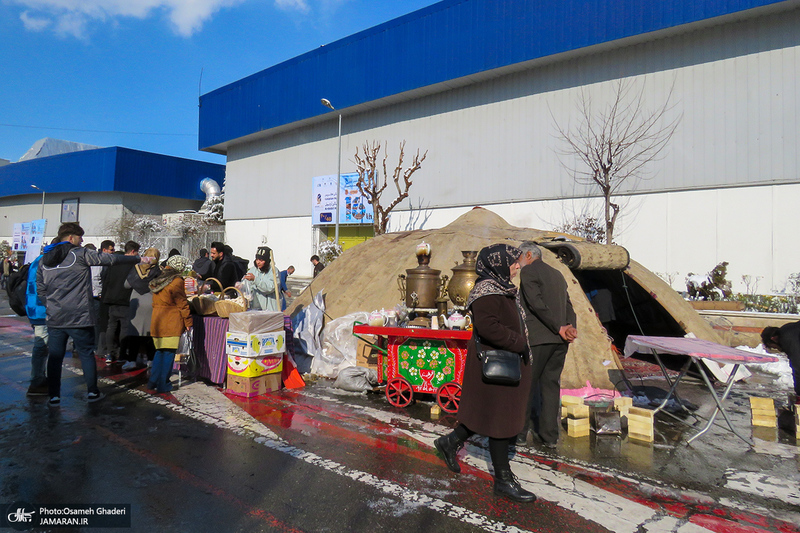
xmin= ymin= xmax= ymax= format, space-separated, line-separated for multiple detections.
xmin=0 ymin=147 xmax=224 ymax=201
xmin=198 ymin=0 xmax=792 ymax=151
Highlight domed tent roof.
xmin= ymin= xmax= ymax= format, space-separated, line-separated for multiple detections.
xmin=290 ymin=207 xmax=721 ymax=389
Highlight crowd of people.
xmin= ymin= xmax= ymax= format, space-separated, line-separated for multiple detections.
xmin=23 ymin=223 xmax=297 ymax=404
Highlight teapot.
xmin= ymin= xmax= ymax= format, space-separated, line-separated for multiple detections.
xmin=368 ymin=310 xmax=388 ymax=327
xmin=445 ymin=311 xmax=472 ymax=330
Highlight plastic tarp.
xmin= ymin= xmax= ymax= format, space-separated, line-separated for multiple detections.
xmin=333 ymin=366 xmax=379 ymax=392
xmin=312 ymin=311 xmax=368 ymax=378
xmin=291 ymin=290 xmax=325 ymax=374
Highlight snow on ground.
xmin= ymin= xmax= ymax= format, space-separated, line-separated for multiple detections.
xmin=736 ymin=344 xmax=795 ymax=391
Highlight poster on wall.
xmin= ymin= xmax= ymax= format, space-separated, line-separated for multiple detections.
xmin=311 ymin=173 xmax=374 ymax=226
xmin=61 ymin=198 xmax=79 ymax=223
xmin=24 ymin=219 xmax=46 ymax=264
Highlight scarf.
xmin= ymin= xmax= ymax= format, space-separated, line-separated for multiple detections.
xmin=465 ymin=243 xmax=530 ymax=342
xmin=135 ymin=247 xmax=160 ymax=279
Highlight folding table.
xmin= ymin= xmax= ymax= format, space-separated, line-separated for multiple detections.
xmin=623 ymin=335 xmax=779 ymax=445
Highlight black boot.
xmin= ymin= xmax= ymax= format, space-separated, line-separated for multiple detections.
xmin=434 ymin=432 xmax=464 ymax=473
xmin=494 ymin=468 xmax=537 ymax=503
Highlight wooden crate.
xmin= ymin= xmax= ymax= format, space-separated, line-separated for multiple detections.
xmin=614 ymin=397 xmax=633 ymax=410
xmin=749 ymin=397 xmax=776 ymax=427
xmin=628 ymin=406 xmax=654 ymax=419
xmin=561 ymin=395 xmax=585 ymax=407
xmin=566 ymin=404 xmax=590 ymax=419
xmin=567 ymin=417 xmax=591 ymax=438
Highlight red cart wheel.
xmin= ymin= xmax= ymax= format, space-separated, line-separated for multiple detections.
xmin=436 ymin=382 xmax=461 ymax=413
xmin=386 ymin=377 xmax=414 ymax=408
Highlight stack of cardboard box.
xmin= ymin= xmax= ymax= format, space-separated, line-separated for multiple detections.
xmin=225 ymin=311 xmax=286 ymax=398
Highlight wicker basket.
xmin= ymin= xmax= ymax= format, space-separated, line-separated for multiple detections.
xmin=214 ymin=286 xmax=248 ymax=318
xmin=189 ymin=294 xmax=219 ymax=316
xmin=189 ymin=278 xmax=223 ymax=316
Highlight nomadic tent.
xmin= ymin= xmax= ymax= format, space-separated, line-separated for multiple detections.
xmin=289 ymin=208 xmax=722 ymax=389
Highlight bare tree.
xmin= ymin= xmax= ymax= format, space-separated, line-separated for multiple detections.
xmin=554 ymin=79 xmax=680 ymax=244
xmin=353 ymin=141 xmax=427 ymax=235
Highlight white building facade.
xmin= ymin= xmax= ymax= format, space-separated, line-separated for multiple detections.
xmin=200 ymin=0 xmax=800 ymax=291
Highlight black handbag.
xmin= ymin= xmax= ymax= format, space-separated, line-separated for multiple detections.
xmin=475 ymin=336 xmax=522 ymax=386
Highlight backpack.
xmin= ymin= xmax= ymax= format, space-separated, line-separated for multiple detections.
xmin=231 ymin=255 xmax=249 ymax=280
xmin=6 ymin=263 xmax=30 ymax=317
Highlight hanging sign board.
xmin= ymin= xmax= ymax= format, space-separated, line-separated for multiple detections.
xmin=311 ymin=173 xmax=374 ymax=226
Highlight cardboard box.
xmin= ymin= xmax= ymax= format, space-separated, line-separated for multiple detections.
xmin=228 ymin=311 xmax=285 ymax=334
xmin=226 ymin=373 xmax=282 ymax=398
xmin=227 ymin=354 xmax=283 ymax=377
xmin=356 ymin=335 xmax=380 ymax=370
xmin=226 ymin=330 xmax=286 ymax=357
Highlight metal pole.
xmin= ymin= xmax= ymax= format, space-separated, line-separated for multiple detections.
xmin=335 ymin=112 xmax=342 ymax=245
xmin=40 ymin=190 xmax=45 ymax=220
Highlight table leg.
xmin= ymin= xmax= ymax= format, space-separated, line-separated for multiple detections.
xmin=687 ymin=361 xmax=752 ymax=446
xmin=652 ymin=355 xmax=692 ymax=417
xmin=652 ymin=352 xmax=693 ymax=415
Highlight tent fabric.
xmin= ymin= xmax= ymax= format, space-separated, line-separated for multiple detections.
xmin=288 ymin=207 xmax=723 ymax=389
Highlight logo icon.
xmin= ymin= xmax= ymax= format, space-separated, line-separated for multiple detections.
xmin=5 ymin=502 xmax=36 ymax=531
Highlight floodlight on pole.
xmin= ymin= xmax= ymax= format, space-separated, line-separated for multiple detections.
xmin=321 ymin=98 xmax=342 ymax=246
xmin=30 ymin=184 xmax=45 ymax=220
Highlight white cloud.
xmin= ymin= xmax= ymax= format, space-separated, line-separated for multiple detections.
xmin=275 ymin=0 xmax=309 ymax=13
xmin=10 ymin=0 xmax=315 ymax=38
xmin=19 ymin=10 xmax=52 ymax=31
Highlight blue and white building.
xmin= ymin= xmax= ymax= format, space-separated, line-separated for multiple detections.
xmin=0 ymin=141 xmax=226 ymax=247
xmin=199 ymin=0 xmax=800 ymax=289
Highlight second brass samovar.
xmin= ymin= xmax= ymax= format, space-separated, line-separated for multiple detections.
xmin=447 ymin=250 xmax=479 ymax=308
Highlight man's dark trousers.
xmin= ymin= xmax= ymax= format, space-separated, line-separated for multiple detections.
xmin=525 ymin=343 xmax=568 ymax=445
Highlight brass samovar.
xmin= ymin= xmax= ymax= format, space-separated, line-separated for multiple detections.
xmin=447 ymin=250 xmax=479 ymax=308
xmin=397 ymin=242 xmax=448 ymax=315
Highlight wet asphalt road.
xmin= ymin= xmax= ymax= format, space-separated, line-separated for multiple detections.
xmin=1 ymin=301 xmax=799 ymax=533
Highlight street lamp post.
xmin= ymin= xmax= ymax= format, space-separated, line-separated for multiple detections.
xmin=321 ymin=98 xmax=342 ymax=246
xmin=30 ymin=184 xmax=45 ymax=220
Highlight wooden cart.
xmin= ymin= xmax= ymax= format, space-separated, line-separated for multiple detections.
xmin=353 ymin=324 xmax=471 ymax=413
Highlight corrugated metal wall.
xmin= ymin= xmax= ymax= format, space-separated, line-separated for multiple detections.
xmin=199 ymin=0 xmax=792 ymax=151
xmin=224 ymin=7 xmax=800 ymax=220
xmin=0 ymin=147 xmax=224 ymax=201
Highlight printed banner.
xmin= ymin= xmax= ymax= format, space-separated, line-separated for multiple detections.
xmin=311 ymin=173 xmax=374 ymax=226
xmin=23 ymin=219 xmax=46 ymax=265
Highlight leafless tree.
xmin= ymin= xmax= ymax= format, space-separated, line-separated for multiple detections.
xmin=554 ymin=79 xmax=680 ymax=244
xmin=353 ymin=141 xmax=427 ymax=235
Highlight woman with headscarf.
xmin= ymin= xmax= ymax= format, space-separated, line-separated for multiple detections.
xmin=433 ymin=243 xmax=536 ymax=503
xmin=123 ymin=247 xmax=161 ymax=370
xmin=243 ymin=246 xmax=278 ymax=311
xmin=148 ymin=255 xmax=192 ymax=393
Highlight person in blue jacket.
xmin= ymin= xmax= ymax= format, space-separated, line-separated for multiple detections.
xmin=25 ymin=253 xmax=48 ymax=396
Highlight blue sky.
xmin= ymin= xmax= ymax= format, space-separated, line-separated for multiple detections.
xmin=0 ymin=0 xmax=437 ymax=164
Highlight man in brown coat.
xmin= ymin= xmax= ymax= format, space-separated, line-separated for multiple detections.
xmin=518 ymin=241 xmax=577 ymax=448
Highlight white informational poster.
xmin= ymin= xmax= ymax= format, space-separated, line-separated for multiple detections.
xmin=24 ymin=219 xmax=46 ymax=265
xmin=12 ymin=223 xmax=22 ymax=252
xmin=311 ymin=173 xmax=374 ymax=226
